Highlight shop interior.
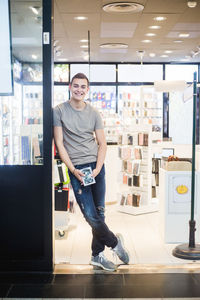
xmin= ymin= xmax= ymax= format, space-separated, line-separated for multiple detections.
xmin=1 ymin=0 xmax=200 ymax=271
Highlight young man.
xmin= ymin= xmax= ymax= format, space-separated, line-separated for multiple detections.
xmin=53 ymin=73 xmax=129 ymax=271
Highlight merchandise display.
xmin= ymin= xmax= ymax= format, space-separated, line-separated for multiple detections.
xmin=0 ymin=82 xmax=22 ymax=165
xmin=117 ymin=125 xmax=159 ymax=215
xmin=118 ymin=85 xmax=163 ymax=142
xmin=89 ymin=85 xmax=116 ymax=113
xmin=23 ymin=85 xmax=42 ymax=125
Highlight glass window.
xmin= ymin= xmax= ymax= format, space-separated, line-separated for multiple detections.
xmin=0 ymin=0 xmax=12 ymax=95
xmin=90 ymin=65 xmax=116 ymax=82
xmin=54 ymin=64 xmax=69 ymax=82
xmin=70 ymin=64 xmax=89 ymax=80
xmin=0 ymin=0 xmax=43 ymax=165
xmin=53 ymin=86 xmax=69 ymax=107
xmin=165 ymin=64 xmax=198 ymax=82
xmin=118 ymin=64 xmax=163 ymax=82
xmin=89 ymin=85 xmax=116 ymax=113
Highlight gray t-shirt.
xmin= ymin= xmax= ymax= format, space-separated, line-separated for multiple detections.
xmin=53 ymin=101 xmax=103 ymax=166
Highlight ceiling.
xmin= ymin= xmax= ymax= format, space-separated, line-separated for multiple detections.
xmin=11 ymin=0 xmax=200 ymax=63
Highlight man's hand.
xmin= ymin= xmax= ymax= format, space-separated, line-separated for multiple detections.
xmin=74 ymin=168 xmax=84 ymax=184
xmin=92 ymin=168 xmax=100 ymax=178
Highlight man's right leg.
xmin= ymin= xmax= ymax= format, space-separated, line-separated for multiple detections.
xmin=69 ymin=172 xmax=117 ymax=251
xmin=69 ymin=172 xmax=117 ymax=271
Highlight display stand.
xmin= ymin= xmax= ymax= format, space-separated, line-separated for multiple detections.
xmin=117 ymin=124 xmax=159 ymax=215
xmin=160 ymin=168 xmax=200 ymax=243
xmin=20 ymin=124 xmax=43 ymax=165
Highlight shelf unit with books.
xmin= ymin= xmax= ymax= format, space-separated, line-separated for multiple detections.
xmin=117 ymin=124 xmax=159 ymax=215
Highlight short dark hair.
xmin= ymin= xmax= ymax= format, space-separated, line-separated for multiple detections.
xmin=70 ymin=73 xmax=89 ymax=86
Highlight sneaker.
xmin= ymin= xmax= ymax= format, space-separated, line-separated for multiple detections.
xmin=112 ymin=233 xmax=129 ymax=264
xmin=90 ymin=251 xmax=117 ymax=272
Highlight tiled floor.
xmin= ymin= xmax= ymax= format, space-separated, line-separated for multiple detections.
xmin=2 ymin=204 xmax=200 ymax=298
xmin=55 ymin=203 xmax=199 ymax=266
xmin=1 ymin=273 xmax=200 ymax=298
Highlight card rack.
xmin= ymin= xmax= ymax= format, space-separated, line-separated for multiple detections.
xmin=117 ymin=125 xmax=159 ymax=215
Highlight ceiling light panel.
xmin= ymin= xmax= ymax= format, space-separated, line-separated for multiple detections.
xmin=102 ymin=2 xmax=144 ymax=14
xmin=74 ymin=16 xmax=88 ymax=20
xmin=145 ymin=33 xmax=156 ymax=36
xmin=153 ymin=16 xmax=167 ymax=21
xmin=149 ymin=25 xmax=161 ymax=29
xmin=141 ymin=39 xmax=152 ymax=43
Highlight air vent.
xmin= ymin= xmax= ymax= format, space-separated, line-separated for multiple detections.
xmin=102 ymin=2 xmax=144 ymax=13
xmin=100 ymin=43 xmax=128 ymax=49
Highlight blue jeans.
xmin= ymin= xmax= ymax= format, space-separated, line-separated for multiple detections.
xmin=69 ymin=162 xmax=117 ymax=256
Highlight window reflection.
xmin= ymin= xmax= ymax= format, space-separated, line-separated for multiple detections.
xmin=0 ymin=0 xmax=43 ymax=165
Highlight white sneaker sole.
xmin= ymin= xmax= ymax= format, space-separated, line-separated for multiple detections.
xmin=90 ymin=261 xmax=116 ymax=272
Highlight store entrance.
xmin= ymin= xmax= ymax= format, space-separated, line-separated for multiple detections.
xmin=52 ymin=2 xmax=200 ymax=273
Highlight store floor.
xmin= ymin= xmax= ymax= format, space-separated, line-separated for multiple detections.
xmin=1 ymin=206 xmax=200 ymax=298
xmin=55 ymin=203 xmax=198 ymax=267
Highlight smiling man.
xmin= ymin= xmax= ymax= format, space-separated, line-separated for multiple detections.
xmin=53 ymin=73 xmax=129 ymax=272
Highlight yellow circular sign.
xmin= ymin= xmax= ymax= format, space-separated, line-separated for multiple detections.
xmin=176 ymin=185 xmax=188 ymax=194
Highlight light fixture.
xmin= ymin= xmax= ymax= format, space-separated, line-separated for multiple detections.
xmin=187 ymin=1 xmax=197 ymax=8
xmin=141 ymin=39 xmax=152 ymax=43
xmin=32 ymin=54 xmax=37 ymax=60
xmin=160 ymin=54 xmax=168 ymax=57
xmin=57 ymin=58 xmax=68 ymax=61
xmin=74 ymin=16 xmax=88 ymax=20
xmin=102 ymin=2 xmax=144 ymax=13
xmin=80 ymin=45 xmax=88 ymax=48
xmin=179 ymin=33 xmax=190 ymax=38
xmin=149 ymin=25 xmax=161 ymax=29
xmin=100 ymin=43 xmax=128 ymax=48
xmin=30 ymin=6 xmax=40 ymax=15
xmin=136 ymin=50 xmax=145 ymax=64
xmin=164 ymin=50 xmax=173 ymax=53
xmin=80 ymin=39 xmax=88 ymax=43
xmin=145 ymin=33 xmax=156 ymax=37
xmin=149 ymin=53 xmax=156 ymax=57
xmin=153 ymin=16 xmax=167 ymax=21
xmin=173 ymin=40 xmax=183 ymax=43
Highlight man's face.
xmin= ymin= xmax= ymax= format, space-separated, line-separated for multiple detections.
xmin=69 ymin=78 xmax=89 ymax=102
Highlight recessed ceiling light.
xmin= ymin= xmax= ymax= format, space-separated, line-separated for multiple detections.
xmin=149 ymin=25 xmax=161 ymax=29
xmin=80 ymin=39 xmax=88 ymax=43
xmin=145 ymin=33 xmax=156 ymax=37
xmin=174 ymin=40 xmax=183 ymax=43
xmin=141 ymin=39 xmax=152 ymax=43
xmin=160 ymin=54 xmax=168 ymax=57
xmin=100 ymin=43 xmax=128 ymax=48
xmin=179 ymin=33 xmax=190 ymax=37
xmin=32 ymin=54 xmax=37 ymax=59
xmin=164 ymin=50 xmax=173 ymax=53
xmin=80 ymin=45 xmax=88 ymax=48
xmin=149 ymin=53 xmax=156 ymax=57
xmin=74 ymin=16 xmax=88 ymax=20
xmin=187 ymin=1 xmax=197 ymax=8
xmin=102 ymin=2 xmax=144 ymax=13
xmin=57 ymin=58 xmax=68 ymax=61
xmin=153 ymin=16 xmax=167 ymax=21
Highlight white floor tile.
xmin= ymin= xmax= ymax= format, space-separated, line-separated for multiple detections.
xmin=55 ymin=203 xmax=197 ymax=267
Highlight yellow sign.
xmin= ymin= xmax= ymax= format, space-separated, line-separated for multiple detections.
xmin=176 ymin=185 xmax=188 ymax=194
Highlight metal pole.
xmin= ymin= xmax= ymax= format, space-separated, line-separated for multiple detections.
xmin=189 ymin=71 xmax=197 ymax=248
